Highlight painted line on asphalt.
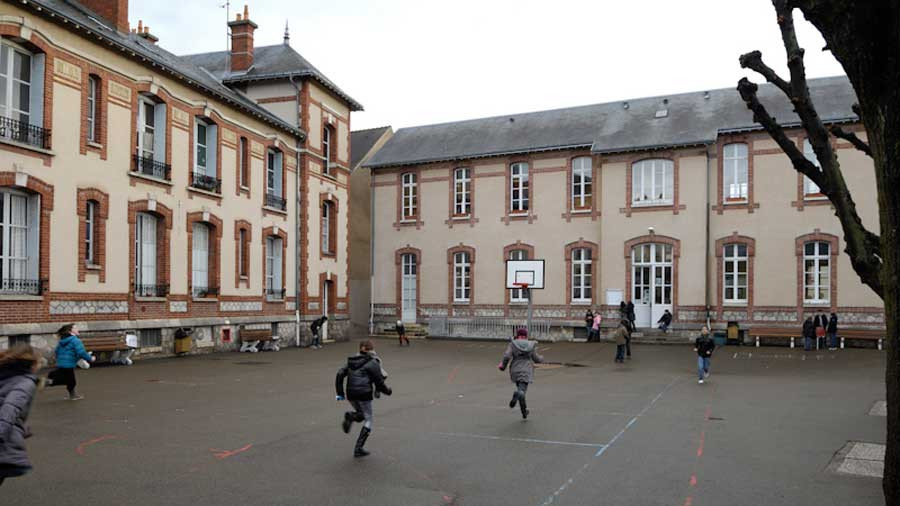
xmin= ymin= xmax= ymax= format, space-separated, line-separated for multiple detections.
xmin=447 ymin=364 xmax=462 ymax=383
xmin=76 ymin=434 xmax=122 ymax=455
xmin=539 ymin=377 xmax=680 ymax=506
xmin=436 ymin=431 xmax=607 ymax=449
xmin=210 ymin=443 xmax=253 ymax=459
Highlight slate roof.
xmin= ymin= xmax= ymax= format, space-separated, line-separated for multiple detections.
xmin=365 ymin=76 xmax=857 ymax=169
xmin=15 ymin=0 xmax=305 ymax=138
xmin=350 ymin=126 xmax=392 ymax=170
xmin=182 ymin=45 xmax=364 ymax=111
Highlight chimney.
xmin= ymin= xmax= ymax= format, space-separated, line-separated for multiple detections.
xmin=134 ymin=20 xmax=159 ymax=44
xmin=81 ymin=0 xmax=130 ymax=33
xmin=228 ymin=5 xmax=258 ymax=73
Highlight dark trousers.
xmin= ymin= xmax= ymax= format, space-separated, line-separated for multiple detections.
xmin=52 ymin=367 xmax=76 ymax=395
xmin=311 ymin=329 xmax=321 ymax=347
xmin=615 ymin=344 xmax=625 ymax=362
xmin=625 ymin=336 xmax=632 ymax=357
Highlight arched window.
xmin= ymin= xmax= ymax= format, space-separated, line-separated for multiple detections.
xmin=323 ymin=124 xmax=336 ymax=174
xmin=508 ymin=249 xmax=528 ymax=303
xmin=723 ymin=143 xmax=748 ymax=200
xmin=632 ymin=159 xmax=673 ymax=206
xmin=723 ymin=243 xmax=748 ymax=303
xmin=571 ymin=247 xmax=592 ymax=302
xmin=0 ymin=37 xmax=47 ymax=148
xmin=571 ymin=157 xmax=592 ymax=210
xmin=510 ymin=162 xmax=529 ymax=213
xmin=803 ymin=241 xmax=830 ymax=303
xmin=266 ymin=234 xmax=284 ymax=300
xmin=321 ymin=200 xmax=334 ymax=255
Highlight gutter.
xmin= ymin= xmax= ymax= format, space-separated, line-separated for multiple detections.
xmin=288 ymin=75 xmax=303 ymax=347
xmin=705 ymin=143 xmax=712 ymax=329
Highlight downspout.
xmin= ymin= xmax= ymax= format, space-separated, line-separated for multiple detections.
xmin=369 ymin=166 xmax=375 ymax=336
xmin=289 ymin=75 xmax=302 ymax=347
xmin=705 ymin=142 xmax=712 ymax=329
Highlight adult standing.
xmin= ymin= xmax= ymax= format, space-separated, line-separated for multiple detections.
xmin=0 ymin=345 xmax=41 ymax=487
xmin=626 ymin=301 xmax=636 ymax=331
xmin=813 ymin=314 xmax=826 ymax=350
xmin=827 ymin=313 xmax=839 ymax=351
xmin=51 ymin=324 xmax=93 ymax=400
xmin=584 ymin=310 xmax=594 ymax=341
xmin=802 ymin=317 xmax=815 ymax=351
xmin=819 ymin=313 xmax=829 ymax=350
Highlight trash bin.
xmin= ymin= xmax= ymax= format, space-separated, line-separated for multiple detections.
xmin=713 ymin=330 xmax=727 ymax=347
xmin=727 ymin=321 xmax=740 ymax=343
xmin=174 ymin=327 xmax=193 ymax=354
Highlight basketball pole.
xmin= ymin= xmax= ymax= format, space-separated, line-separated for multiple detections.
xmin=526 ymin=286 xmax=533 ymax=337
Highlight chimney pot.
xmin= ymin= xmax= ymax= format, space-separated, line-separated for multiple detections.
xmin=228 ymin=4 xmax=258 ymax=73
xmin=244 ymin=5 xmax=249 ymax=18
xmin=236 ymin=13 xmax=242 ymax=21
xmin=137 ymin=19 xmax=143 ymax=31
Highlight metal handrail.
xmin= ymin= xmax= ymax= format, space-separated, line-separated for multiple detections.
xmin=134 ymin=284 xmax=169 ymax=297
xmin=0 ymin=278 xmax=45 ymax=295
xmin=191 ymin=286 xmax=219 ymax=298
xmin=190 ymin=172 xmax=222 ymax=193
xmin=266 ymin=288 xmax=285 ymax=299
xmin=0 ymin=116 xmax=50 ymax=149
xmin=133 ymin=154 xmax=172 ymax=181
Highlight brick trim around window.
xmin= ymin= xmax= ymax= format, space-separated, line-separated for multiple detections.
xmin=447 ymin=244 xmax=476 ymax=307
xmin=127 ymin=199 xmax=173 ymax=293
xmin=446 ymin=166 xmax=478 ymax=228
xmin=318 ymin=271 xmax=339 ymax=315
xmin=795 ymin=229 xmax=839 ymax=315
xmin=565 ymin=239 xmax=599 ymax=306
xmin=791 ymin=134 xmax=837 ymax=211
xmin=502 ymin=241 xmax=535 ymax=312
xmin=76 ymin=188 xmax=108 ymax=283
xmin=79 ymin=71 xmax=108 ymax=160
xmin=186 ymin=211 xmax=223 ymax=299
xmin=319 ymin=192 xmax=339 ymax=258
xmin=714 ymin=233 xmax=756 ymax=320
xmin=262 ymin=226 xmax=288 ymax=299
xmin=395 ymin=169 xmax=423 ymax=229
xmin=0 ymin=172 xmax=54 ymax=291
xmin=503 ymin=160 xmax=537 ymax=225
xmin=562 ymin=155 xmax=601 ymax=222
xmin=234 ymin=220 xmax=252 ymax=289
xmin=712 ymin=137 xmax=759 ymax=214
xmin=620 ymin=155 xmax=687 ymax=217
xmin=623 ymin=233 xmax=681 ymax=318
xmin=395 ymin=246 xmax=422 ymax=321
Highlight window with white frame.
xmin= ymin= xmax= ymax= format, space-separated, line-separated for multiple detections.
xmin=191 ymin=223 xmax=210 ymax=296
xmin=509 ymin=249 xmax=528 ymax=303
xmin=87 ymin=75 xmax=99 ymax=143
xmin=804 ymin=241 xmax=830 ymax=303
xmin=510 ymin=162 xmax=529 ymax=213
xmin=85 ymin=200 xmax=96 ymax=264
xmin=723 ymin=243 xmax=748 ymax=303
xmin=0 ymin=39 xmax=45 ymax=130
xmin=802 ymin=139 xmax=823 ymax=196
xmin=134 ymin=212 xmax=158 ymax=296
xmin=136 ymin=95 xmax=165 ymax=163
xmin=454 ymin=168 xmax=471 ymax=216
xmin=453 ymin=251 xmax=471 ymax=302
xmin=266 ymin=236 xmax=283 ymax=298
xmin=0 ymin=189 xmax=40 ymax=294
xmin=571 ymin=247 xmax=592 ymax=302
xmin=321 ymin=201 xmax=332 ymax=255
xmin=571 ymin=157 xmax=592 ymax=210
xmin=239 ymin=137 xmax=249 ymax=188
xmin=401 ymin=172 xmax=417 ymax=220
xmin=723 ymin=143 xmax=748 ymax=200
xmin=266 ymin=149 xmax=283 ymax=198
xmin=195 ymin=120 xmax=208 ymax=175
xmin=632 ymin=159 xmax=674 ymax=206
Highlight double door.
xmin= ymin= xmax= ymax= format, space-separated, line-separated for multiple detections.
xmin=631 ymin=243 xmax=673 ymax=328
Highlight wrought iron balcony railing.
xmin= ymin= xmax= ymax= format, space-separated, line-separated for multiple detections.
xmin=0 ymin=278 xmax=45 ymax=296
xmin=190 ymin=172 xmax=221 ymax=194
xmin=133 ymin=154 xmax=172 ymax=181
xmin=0 ymin=117 xmax=50 ymax=149
xmin=191 ymin=286 xmax=219 ymax=298
xmin=134 ymin=283 xmax=169 ymax=297
xmin=266 ymin=288 xmax=285 ymax=300
xmin=265 ymin=193 xmax=287 ymax=211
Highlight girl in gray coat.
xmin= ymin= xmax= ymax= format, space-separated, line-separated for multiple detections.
xmin=0 ymin=345 xmax=42 ymax=487
xmin=498 ymin=328 xmax=544 ymax=419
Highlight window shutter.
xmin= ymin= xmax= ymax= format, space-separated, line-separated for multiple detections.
xmin=206 ymin=124 xmax=218 ymax=178
xmin=273 ymin=237 xmax=283 ymax=289
xmin=29 ymin=53 xmax=45 ymax=128
xmin=140 ymin=214 xmax=157 ymax=285
xmin=25 ymin=193 xmax=39 ymax=280
xmin=275 ymin=151 xmax=284 ymax=197
xmin=153 ymin=103 xmax=167 ymax=161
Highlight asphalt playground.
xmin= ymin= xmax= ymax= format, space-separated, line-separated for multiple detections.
xmin=3 ymin=339 xmax=887 ymax=505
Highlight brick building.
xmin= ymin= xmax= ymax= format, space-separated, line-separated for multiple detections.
xmin=365 ymin=76 xmax=884 ymax=340
xmin=0 ymin=0 xmax=360 ymax=356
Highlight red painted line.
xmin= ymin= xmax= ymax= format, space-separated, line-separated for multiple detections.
xmin=447 ymin=364 xmax=461 ymax=383
xmin=76 ymin=435 xmax=121 ymax=455
xmin=690 ymin=474 xmax=697 ymax=487
xmin=684 ymin=496 xmax=693 ymax=506
xmin=211 ymin=444 xmax=253 ymax=460
xmin=697 ymin=430 xmax=705 ymax=457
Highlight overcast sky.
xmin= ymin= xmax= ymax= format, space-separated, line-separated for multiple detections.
xmin=132 ymin=0 xmax=845 ymax=131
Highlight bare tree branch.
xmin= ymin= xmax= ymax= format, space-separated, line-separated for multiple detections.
xmin=830 ymin=125 xmax=872 ymax=156
xmin=738 ymin=51 xmax=791 ymax=96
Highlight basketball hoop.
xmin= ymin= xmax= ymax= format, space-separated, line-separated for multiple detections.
xmin=513 ymin=282 xmax=530 ymax=290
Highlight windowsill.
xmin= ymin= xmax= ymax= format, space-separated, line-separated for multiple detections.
xmin=267 ymin=297 xmax=285 ymax=302
xmin=508 ymin=212 xmax=529 ymax=217
xmin=509 ymin=301 xmax=529 ymax=305
xmin=87 ymin=141 xmax=103 ymax=149
xmin=0 ymin=137 xmax=54 ymax=156
xmin=804 ymin=194 xmax=829 ymax=201
xmin=804 ymin=301 xmax=830 ymax=305
xmin=452 ymin=215 xmax=471 ymax=220
xmin=452 ymin=301 xmax=471 ymax=305
xmin=570 ymin=209 xmax=591 ymax=214
xmin=239 ymin=275 xmax=249 ymax=281
xmin=240 ymin=185 xmax=250 ymax=192
xmin=187 ymin=186 xmax=222 ymax=199
xmin=723 ymin=302 xmax=748 ymax=307
xmin=0 ymin=294 xmax=42 ymax=301
xmin=262 ymin=205 xmax=288 ymax=215
xmin=85 ymin=263 xmax=102 ymax=271
xmin=632 ymin=201 xmax=674 ymax=208
xmin=400 ymin=218 xmax=417 ymax=224
xmin=129 ymin=171 xmax=173 ymax=186
xmin=570 ymin=301 xmax=592 ymax=306
xmin=192 ymin=297 xmax=218 ymax=302
xmin=724 ymin=199 xmax=748 ymax=205
xmin=321 ymin=251 xmax=336 ymax=258
xmin=322 ymin=172 xmax=338 ymax=181
xmin=134 ymin=296 xmax=166 ymax=302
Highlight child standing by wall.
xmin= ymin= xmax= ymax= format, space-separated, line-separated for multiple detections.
xmin=498 ymin=328 xmax=544 ymax=420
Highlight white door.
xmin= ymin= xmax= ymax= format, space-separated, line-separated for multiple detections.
xmin=135 ymin=213 xmax=157 ymax=295
xmin=191 ymin=223 xmax=209 ymax=295
xmin=631 ymin=243 xmax=673 ymax=328
xmin=401 ymin=253 xmax=417 ymax=322
xmin=322 ymin=280 xmax=330 ymax=341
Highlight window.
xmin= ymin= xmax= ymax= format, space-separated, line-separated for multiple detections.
xmin=571 ymin=157 xmax=592 ymax=210
xmin=0 ymin=189 xmax=40 ymax=294
xmin=136 ymin=96 xmax=165 ymax=161
xmin=139 ymin=328 xmax=162 ymax=348
xmin=87 ymin=76 xmax=99 ymax=143
xmin=509 ymin=249 xmax=528 ymax=303
xmin=510 ymin=162 xmax=529 ymax=213
xmin=239 ymin=137 xmax=249 ymax=188
xmin=321 ymin=201 xmax=332 ymax=255
xmin=723 ymin=244 xmax=748 ymax=303
xmin=266 ymin=149 xmax=283 ymax=198
xmin=454 ymin=168 xmax=471 ymax=216
xmin=0 ymin=39 xmax=45 ymax=147
xmin=802 ymin=139 xmax=823 ymax=196
xmin=723 ymin=143 xmax=748 ymax=200
xmin=191 ymin=223 xmax=209 ymax=296
xmin=85 ymin=200 xmax=96 ymax=264
xmin=323 ymin=125 xmax=335 ymax=174
xmin=571 ymin=247 xmax=592 ymax=302
xmin=196 ymin=120 xmax=208 ymax=174
xmin=265 ymin=236 xmax=283 ymax=298
xmin=401 ymin=172 xmax=417 ymax=220
xmin=238 ymin=228 xmax=248 ymax=278
xmin=191 ymin=118 xmax=218 ymax=191
xmin=804 ymin=241 xmax=830 ymax=303
xmin=632 ymin=159 xmax=674 ymax=206
xmin=134 ymin=212 xmax=158 ymax=296
xmin=453 ymin=251 xmax=471 ymax=302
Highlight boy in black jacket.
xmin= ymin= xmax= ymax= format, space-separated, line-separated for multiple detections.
xmin=310 ymin=316 xmax=327 ymax=349
xmin=335 ymin=340 xmax=392 ymax=457
xmin=694 ymin=327 xmax=715 ymax=384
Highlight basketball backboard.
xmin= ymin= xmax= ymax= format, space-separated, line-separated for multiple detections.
xmin=505 ymin=259 xmax=545 ymax=289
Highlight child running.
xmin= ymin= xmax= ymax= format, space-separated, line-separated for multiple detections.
xmin=498 ymin=328 xmax=544 ymax=420
xmin=335 ymin=340 xmax=392 ymax=458
xmin=0 ymin=345 xmax=42 ymax=488
xmin=694 ymin=326 xmax=715 ymax=384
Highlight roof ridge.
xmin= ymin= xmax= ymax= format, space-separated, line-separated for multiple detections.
xmin=352 ymin=126 xmax=392 ymax=133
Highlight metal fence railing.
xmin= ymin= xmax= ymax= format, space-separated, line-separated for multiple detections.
xmin=427 ymin=317 xmax=551 ymax=340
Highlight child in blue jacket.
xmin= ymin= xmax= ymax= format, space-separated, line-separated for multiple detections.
xmin=51 ymin=324 xmax=93 ymax=400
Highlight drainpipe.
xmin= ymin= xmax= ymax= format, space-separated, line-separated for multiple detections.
xmin=705 ymin=142 xmax=712 ymax=329
xmin=289 ymin=75 xmax=302 ymax=347
xmin=369 ymin=167 xmax=375 ymax=336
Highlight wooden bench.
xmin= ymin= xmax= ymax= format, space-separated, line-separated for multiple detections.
xmin=239 ymin=327 xmax=280 ymax=353
xmin=748 ymin=326 xmax=885 ymax=350
xmin=82 ymin=334 xmax=134 ymax=365
xmin=839 ymin=328 xmax=884 ymax=350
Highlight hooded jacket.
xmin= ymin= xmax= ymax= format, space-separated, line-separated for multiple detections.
xmin=612 ymin=325 xmax=629 ymax=346
xmin=55 ymin=334 xmax=92 ymax=369
xmin=335 ymin=353 xmax=391 ymax=401
xmin=500 ymin=339 xmax=544 ymax=384
xmin=827 ymin=314 xmax=838 ymax=334
xmin=802 ymin=319 xmax=816 ymax=339
xmin=0 ymin=363 xmax=37 ymax=478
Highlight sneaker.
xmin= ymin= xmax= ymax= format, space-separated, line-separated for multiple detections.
xmin=704 ymin=371 xmax=710 ymax=379
xmin=67 ymin=395 xmax=84 ymax=401
xmin=509 ymin=393 xmax=518 ymax=409
xmin=698 ymin=379 xmax=704 ymax=384
xmin=521 ymin=408 xmax=529 ymax=420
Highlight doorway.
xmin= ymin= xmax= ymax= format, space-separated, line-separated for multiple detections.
xmin=631 ymin=243 xmax=673 ymax=328
xmin=401 ymin=253 xmax=417 ymax=322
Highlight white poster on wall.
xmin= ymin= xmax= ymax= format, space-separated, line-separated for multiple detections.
xmin=606 ymin=289 xmax=624 ymax=306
